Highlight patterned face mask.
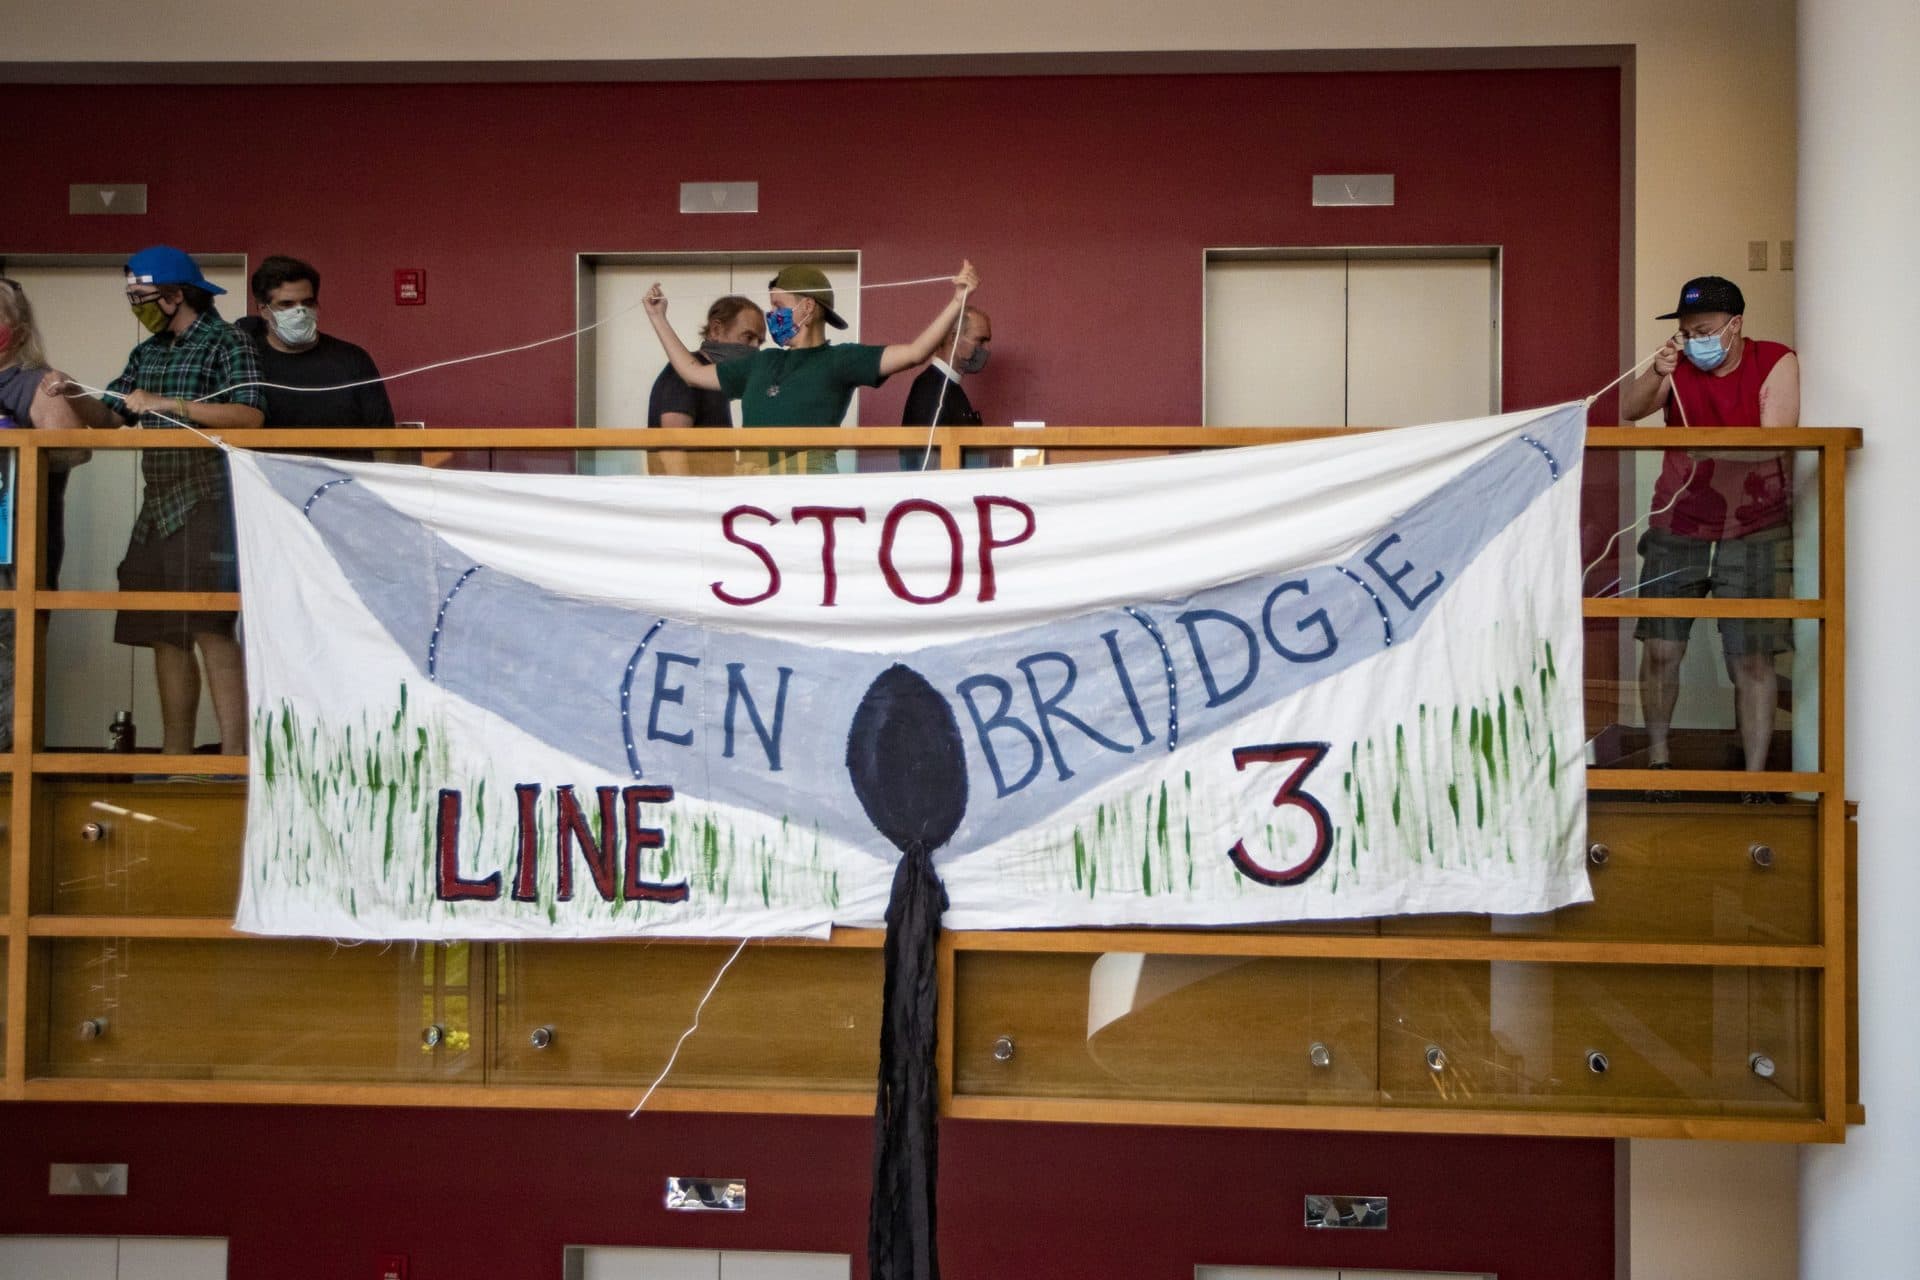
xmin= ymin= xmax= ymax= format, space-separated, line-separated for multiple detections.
xmin=765 ymin=306 xmax=797 ymax=347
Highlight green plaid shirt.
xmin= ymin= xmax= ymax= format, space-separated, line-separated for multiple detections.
xmin=106 ymin=308 xmax=265 ymax=542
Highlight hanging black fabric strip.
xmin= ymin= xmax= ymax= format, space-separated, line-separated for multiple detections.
xmin=867 ymin=840 xmax=948 ymax=1280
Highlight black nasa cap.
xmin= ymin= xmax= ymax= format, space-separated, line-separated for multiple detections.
xmin=1656 ymin=276 xmax=1746 ymax=320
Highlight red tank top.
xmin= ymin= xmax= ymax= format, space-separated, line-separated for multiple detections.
xmin=1649 ymin=338 xmax=1794 ymax=540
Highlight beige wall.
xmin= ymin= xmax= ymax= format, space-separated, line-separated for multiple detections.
xmin=1621 ymin=1140 xmax=1799 ymax=1280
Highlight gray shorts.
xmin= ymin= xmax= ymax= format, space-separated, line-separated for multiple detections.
xmin=1633 ymin=525 xmax=1794 ymax=657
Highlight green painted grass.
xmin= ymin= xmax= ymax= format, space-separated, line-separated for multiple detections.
xmin=991 ymin=629 xmax=1573 ymax=903
xmin=248 ymin=682 xmax=845 ymax=926
xmin=1332 ymin=639 xmax=1565 ymax=877
xmin=247 ymin=616 xmax=1575 ymax=922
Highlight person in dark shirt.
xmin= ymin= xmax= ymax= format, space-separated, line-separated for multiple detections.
xmin=236 ymin=255 xmax=395 ymax=461
xmin=901 ymin=304 xmax=992 ymax=469
xmin=646 ymin=294 xmax=765 ymax=476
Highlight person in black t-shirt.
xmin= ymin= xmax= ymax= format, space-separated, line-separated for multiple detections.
xmin=646 ymin=294 xmax=765 ymax=476
xmin=238 ymin=255 xmax=395 ymax=461
xmin=900 ymin=304 xmax=994 ymax=470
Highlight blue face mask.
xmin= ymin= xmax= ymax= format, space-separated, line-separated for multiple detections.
xmin=766 ymin=306 xmax=796 ymax=347
xmin=1684 ymin=325 xmax=1732 ymax=371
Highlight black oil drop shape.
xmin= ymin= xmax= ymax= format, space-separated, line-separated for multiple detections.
xmin=845 ymin=663 xmax=969 ymax=855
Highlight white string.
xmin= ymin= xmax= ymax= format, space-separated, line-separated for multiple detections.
xmin=1584 ymin=341 xmax=1667 ymax=408
xmin=57 ymin=273 xmax=966 ymax=409
xmin=1582 ymin=456 xmax=1699 ymax=582
xmin=627 ymin=934 xmax=753 ymax=1118
xmin=1580 ymin=325 xmax=1712 ymax=412
xmin=914 ymin=286 xmax=973 ymax=472
xmin=770 ymin=274 xmax=956 ymax=295
xmin=61 ymin=378 xmax=230 ymax=450
xmin=192 ymin=297 xmax=651 ymax=402
xmin=858 ymin=275 xmax=963 ymax=291
xmin=59 ymin=288 xmax=1696 ymax=489
xmin=1578 ymin=338 xmax=1703 ymax=583
xmin=1609 ymin=564 xmax=1692 ymax=598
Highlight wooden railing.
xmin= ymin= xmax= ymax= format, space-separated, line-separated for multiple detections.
xmin=0 ymin=424 xmax=1863 ymax=1141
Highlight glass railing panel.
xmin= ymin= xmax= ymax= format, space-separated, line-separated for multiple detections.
xmin=1583 ymin=618 xmax=1818 ymax=775
xmin=577 ymin=442 xmax=885 ymax=479
xmin=1039 ymin=445 xmax=1177 ymax=468
xmin=40 ymin=610 xmax=240 ymax=756
xmin=32 ymin=445 xmax=135 ymax=593
xmin=952 ymin=950 xmax=1379 ymax=1104
xmin=1378 ymin=961 xmax=1818 ymax=1116
xmin=1580 ymin=444 xmax=1818 ymax=600
xmin=0 ymin=776 xmax=11 ymax=914
xmin=48 ymin=446 xmax=244 ymax=594
xmin=490 ymin=942 xmax=881 ymax=1091
xmin=958 ymin=447 xmax=1026 ymax=470
xmin=38 ymin=937 xmax=479 ymax=1082
xmin=581 ymin=443 xmax=744 ymax=478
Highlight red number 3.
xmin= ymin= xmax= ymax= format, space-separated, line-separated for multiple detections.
xmin=1227 ymin=742 xmax=1334 ymax=887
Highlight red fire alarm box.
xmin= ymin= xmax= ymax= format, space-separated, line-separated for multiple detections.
xmin=376 ymin=1252 xmax=409 ymax=1280
xmin=394 ymin=269 xmax=426 ymax=305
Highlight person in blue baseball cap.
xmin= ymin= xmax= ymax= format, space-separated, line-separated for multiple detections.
xmin=54 ymin=246 xmax=266 ymax=759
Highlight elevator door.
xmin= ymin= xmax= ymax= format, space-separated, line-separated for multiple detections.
xmin=1197 ymin=1268 xmax=1492 ymax=1280
xmin=567 ymin=1246 xmax=849 ymax=1279
xmin=0 ymin=1235 xmax=227 ymax=1279
xmin=1204 ymin=251 xmax=1499 ymax=428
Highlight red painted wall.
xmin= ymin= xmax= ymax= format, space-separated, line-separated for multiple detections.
xmin=1 ymin=1104 xmax=1613 ymax=1278
xmin=8 ymin=69 xmax=1620 ymax=428
xmin=5 ymin=69 xmax=1624 ymax=1276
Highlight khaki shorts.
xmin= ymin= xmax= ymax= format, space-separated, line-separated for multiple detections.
xmin=1633 ymin=525 xmax=1794 ymax=657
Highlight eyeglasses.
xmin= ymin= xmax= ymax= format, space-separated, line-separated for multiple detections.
xmin=1676 ymin=319 xmax=1735 ymax=341
xmin=125 ymin=291 xmax=166 ymax=306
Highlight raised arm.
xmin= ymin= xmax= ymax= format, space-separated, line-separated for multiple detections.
xmin=879 ymin=261 xmax=980 ymax=378
xmin=643 ymin=285 xmax=723 ymax=392
xmin=1619 ymin=336 xmax=1680 ymax=422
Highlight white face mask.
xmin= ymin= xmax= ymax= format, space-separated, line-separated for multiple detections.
xmin=269 ymin=305 xmax=319 ymax=348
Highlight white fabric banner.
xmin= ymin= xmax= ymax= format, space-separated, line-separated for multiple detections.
xmin=230 ymin=403 xmax=1591 ymax=939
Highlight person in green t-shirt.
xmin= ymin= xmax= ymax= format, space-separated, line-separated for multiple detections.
xmin=643 ymin=261 xmax=979 ymax=475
